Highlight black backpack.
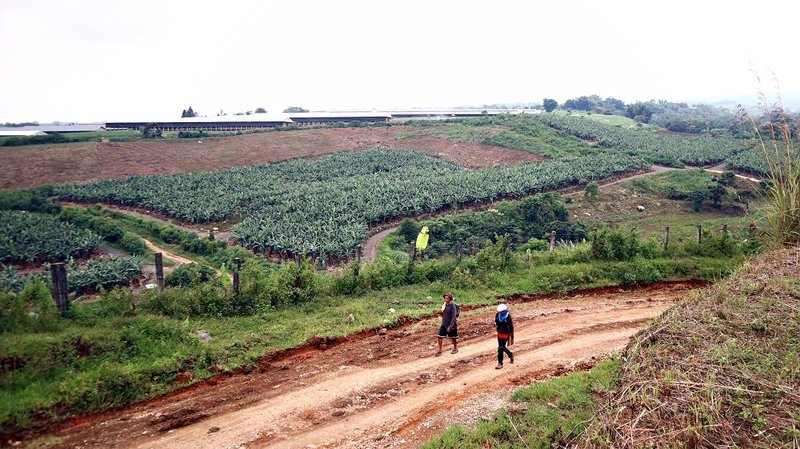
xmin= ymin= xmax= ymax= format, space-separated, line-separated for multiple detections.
xmin=496 ymin=313 xmax=511 ymax=333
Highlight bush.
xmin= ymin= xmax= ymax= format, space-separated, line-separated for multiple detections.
xmin=176 ymin=131 xmax=207 ymax=139
xmin=397 ymin=219 xmax=421 ymax=244
xmin=179 ymin=235 xmax=219 ymax=256
xmin=164 ymin=263 xmax=216 ymax=288
xmin=59 ymin=207 xmax=94 ymax=228
xmin=591 ymin=227 xmax=660 ymax=260
xmin=0 ymin=280 xmax=59 ymax=333
xmin=118 ymin=232 xmax=147 ymax=256
xmin=0 ymin=188 xmax=61 ymax=214
xmin=476 ymin=235 xmax=516 ymax=270
xmin=89 ymin=217 xmax=124 ymax=243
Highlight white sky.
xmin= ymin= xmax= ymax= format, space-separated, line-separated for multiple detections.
xmin=0 ymin=0 xmax=797 ymax=123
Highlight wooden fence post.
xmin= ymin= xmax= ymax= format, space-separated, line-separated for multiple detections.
xmin=722 ymin=223 xmax=728 ymax=235
xmin=457 ymin=238 xmax=464 ymax=264
xmin=354 ymin=245 xmax=362 ymax=277
xmin=549 ymin=230 xmax=556 ymax=252
xmin=155 ymin=252 xmax=164 ymax=294
xmin=664 ymin=226 xmax=670 ymax=252
xmin=50 ymin=262 xmax=69 ymax=316
xmin=294 ymin=252 xmax=301 ymax=268
xmin=697 ymin=224 xmax=702 ymax=244
xmin=233 ymin=257 xmax=241 ymax=295
xmin=407 ymin=240 xmax=416 ymax=274
xmin=749 ymin=222 xmax=756 ymax=239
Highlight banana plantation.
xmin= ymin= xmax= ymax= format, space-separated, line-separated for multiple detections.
xmin=57 ymin=149 xmax=647 ymax=258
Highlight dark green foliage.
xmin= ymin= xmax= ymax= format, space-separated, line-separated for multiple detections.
xmin=397 ymin=219 xmax=421 ymax=244
xmin=543 ymin=98 xmax=558 ymax=112
xmin=139 ymin=124 xmax=162 ymax=139
xmin=584 ymin=182 xmax=599 ymax=199
xmin=0 ymin=211 xmax=101 ymax=263
xmin=1 ymin=258 xmax=141 ymax=296
xmin=180 ymin=106 xmax=198 ymax=118
xmin=395 ymin=193 xmax=586 ymax=259
xmin=165 ymin=264 xmax=216 ymax=288
xmin=118 ymin=232 xmax=147 ymax=256
xmin=625 ymin=102 xmax=654 ymax=123
xmin=57 ymin=148 xmax=646 ymax=258
xmin=283 ymin=106 xmax=309 ymax=113
xmin=0 ymin=188 xmax=60 ymax=214
xmin=88 ymin=216 xmax=124 ymax=242
xmin=177 ymin=131 xmax=207 ymax=139
xmin=1 ymin=133 xmax=69 ymax=147
xmin=67 ymin=257 xmax=142 ymax=294
xmin=0 ymin=280 xmax=58 ymax=333
xmin=591 ymin=228 xmax=660 ymax=261
xmin=179 ymin=235 xmax=220 ymax=256
xmin=681 ymin=230 xmax=739 ymax=258
xmin=476 ymin=235 xmax=516 ymax=270
xmin=59 ymin=207 xmax=94 ymax=227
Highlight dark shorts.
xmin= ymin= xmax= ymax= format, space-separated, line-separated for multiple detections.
xmin=437 ymin=324 xmax=458 ymax=339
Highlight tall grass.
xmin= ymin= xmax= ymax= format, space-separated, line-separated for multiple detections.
xmin=750 ymin=79 xmax=800 ymax=245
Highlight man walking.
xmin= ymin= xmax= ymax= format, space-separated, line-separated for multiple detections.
xmin=435 ymin=292 xmax=458 ymax=356
xmin=495 ymin=303 xmax=514 ymax=369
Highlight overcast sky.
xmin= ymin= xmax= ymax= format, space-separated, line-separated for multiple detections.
xmin=0 ymin=0 xmax=797 ymax=123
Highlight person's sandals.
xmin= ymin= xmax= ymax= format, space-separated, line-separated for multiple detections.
xmin=450 ymin=348 xmax=458 ymax=354
xmin=495 ymin=363 xmax=503 ymax=369
xmin=509 ymin=354 xmax=514 ymax=364
xmin=435 ymin=351 xmax=442 ymax=357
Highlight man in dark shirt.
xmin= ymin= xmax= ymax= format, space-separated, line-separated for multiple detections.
xmin=495 ymin=303 xmax=514 ymax=369
xmin=435 ymin=292 xmax=458 ymax=355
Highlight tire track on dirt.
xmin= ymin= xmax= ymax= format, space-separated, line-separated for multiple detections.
xmin=134 ymin=303 xmax=673 ymax=449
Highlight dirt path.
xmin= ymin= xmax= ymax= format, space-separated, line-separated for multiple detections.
xmin=140 ymin=238 xmax=195 ymax=265
xmin=35 ymin=282 xmax=698 ymax=449
xmin=363 ymin=228 xmax=398 ymax=262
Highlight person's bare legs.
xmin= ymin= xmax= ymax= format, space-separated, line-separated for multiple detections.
xmin=450 ymin=338 xmax=458 ymax=353
xmin=436 ymin=337 xmax=443 ymax=355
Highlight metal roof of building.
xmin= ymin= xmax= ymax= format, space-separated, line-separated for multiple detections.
xmin=0 ymin=124 xmax=106 ymax=133
xmin=0 ymin=130 xmax=48 ymax=137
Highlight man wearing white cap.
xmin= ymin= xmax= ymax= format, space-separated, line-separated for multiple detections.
xmin=495 ymin=303 xmax=514 ymax=369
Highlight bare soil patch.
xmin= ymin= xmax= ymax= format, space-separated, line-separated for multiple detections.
xmin=0 ymin=127 xmax=538 ymax=190
xmin=20 ymin=282 xmax=699 ymax=449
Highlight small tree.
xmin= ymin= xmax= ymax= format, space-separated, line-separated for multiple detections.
xmin=283 ymin=106 xmax=309 ymax=113
xmin=708 ymin=182 xmax=727 ymax=207
xmin=140 ymin=123 xmax=162 ymax=139
xmin=255 ymin=107 xmax=267 ymax=114
xmin=181 ymin=106 xmax=198 ymax=118
xmin=397 ymin=219 xmax=421 ymax=243
xmin=719 ymin=171 xmax=737 ymax=187
xmin=543 ymin=98 xmax=558 ymax=113
xmin=584 ymin=182 xmax=600 ymax=200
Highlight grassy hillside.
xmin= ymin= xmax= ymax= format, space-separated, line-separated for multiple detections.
xmin=424 ymin=245 xmax=799 ymax=448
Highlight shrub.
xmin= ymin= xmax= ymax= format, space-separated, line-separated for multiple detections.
xmin=164 ymin=263 xmax=216 ymax=288
xmin=591 ymin=227 xmax=660 ymax=260
xmin=0 ymin=189 xmax=61 ymax=214
xmin=0 ymin=280 xmax=59 ymax=333
xmin=89 ymin=217 xmax=124 ymax=243
xmin=59 ymin=207 xmax=94 ymax=227
xmin=118 ymin=232 xmax=147 ymax=256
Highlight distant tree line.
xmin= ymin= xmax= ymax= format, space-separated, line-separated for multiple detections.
xmin=2 ymin=122 xmax=39 ymax=127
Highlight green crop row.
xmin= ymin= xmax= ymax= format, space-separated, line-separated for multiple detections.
xmin=0 ymin=211 xmax=101 ymax=264
xmin=536 ymin=113 xmax=754 ymax=166
xmin=56 ymin=148 xmax=647 ymax=258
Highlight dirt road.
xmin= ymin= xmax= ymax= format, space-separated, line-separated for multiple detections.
xmin=36 ymin=282 xmax=698 ymax=449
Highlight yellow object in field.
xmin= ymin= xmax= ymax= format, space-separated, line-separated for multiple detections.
xmin=415 ymin=226 xmax=430 ymax=251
